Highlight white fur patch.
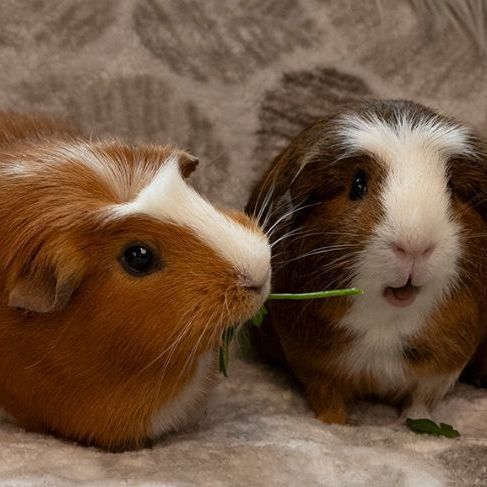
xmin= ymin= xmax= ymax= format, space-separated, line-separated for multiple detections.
xmin=339 ymin=112 xmax=473 ymax=162
xmin=115 ymin=156 xmax=271 ymax=288
xmin=150 ymin=352 xmax=213 ymax=438
xmin=336 ymin=109 xmax=470 ymax=396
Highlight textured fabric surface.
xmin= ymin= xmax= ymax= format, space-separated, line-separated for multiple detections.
xmin=0 ymin=1 xmax=486 ymax=485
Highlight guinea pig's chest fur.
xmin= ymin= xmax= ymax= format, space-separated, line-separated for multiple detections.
xmin=336 ymin=304 xmax=437 ymax=396
xmin=335 ymin=284 xmax=438 ymax=391
xmin=338 ymin=314 xmax=414 ymax=393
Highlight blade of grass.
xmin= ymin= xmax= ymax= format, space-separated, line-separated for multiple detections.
xmin=267 ymin=288 xmax=363 ymax=300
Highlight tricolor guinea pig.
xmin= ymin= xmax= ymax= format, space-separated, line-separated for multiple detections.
xmin=0 ymin=112 xmax=271 ymax=450
xmin=247 ymin=99 xmax=487 ymax=424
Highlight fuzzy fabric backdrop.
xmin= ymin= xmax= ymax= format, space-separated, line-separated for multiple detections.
xmin=0 ymin=1 xmax=487 ymax=486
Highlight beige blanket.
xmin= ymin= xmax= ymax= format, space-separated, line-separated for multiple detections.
xmin=0 ymin=1 xmax=486 ymax=484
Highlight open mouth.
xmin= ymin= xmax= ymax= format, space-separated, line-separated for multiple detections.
xmin=383 ymin=279 xmax=419 ymax=308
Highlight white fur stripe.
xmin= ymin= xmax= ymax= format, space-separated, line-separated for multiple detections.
xmin=115 ymin=156 xmax=271 ymax=285
xmin=339 ymin=112 xmax=473 ymax=162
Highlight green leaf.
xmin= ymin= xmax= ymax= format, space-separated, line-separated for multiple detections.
xmin=406 ymin=418 xmax=460 ymax=438
xmin=250 ymin=305 xmax=268 ymax=327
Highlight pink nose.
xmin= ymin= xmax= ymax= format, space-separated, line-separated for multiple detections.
xmin=392 ymin=242 xmax=435 ymax=258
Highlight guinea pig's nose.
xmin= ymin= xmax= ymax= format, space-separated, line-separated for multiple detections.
xmin=239 ymin=271 xmax=270 ymax=295
xmin=392 ymin=241 xmax=436 ymax=259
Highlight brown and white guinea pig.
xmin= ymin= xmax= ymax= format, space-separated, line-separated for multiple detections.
xmin=247 ymin=99 xmax=487 ymax=425
xmin=0 ymin=111 xmax=271 ymax=450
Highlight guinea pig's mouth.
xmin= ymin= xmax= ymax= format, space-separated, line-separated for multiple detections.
xmin=383 ymin=279 xmax=420 ymax=308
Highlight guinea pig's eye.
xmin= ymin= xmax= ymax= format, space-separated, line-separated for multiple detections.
xmin=120 ymin=244 xmax=161 ymax=276
xmin=349 ymin=170 xmax=368 ymax=200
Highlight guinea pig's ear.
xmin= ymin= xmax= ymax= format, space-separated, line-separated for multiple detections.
xmin=176 ymin=151 xmax=199 ymax=178
xmin=8 ymin=260 xmax=84 ymax=313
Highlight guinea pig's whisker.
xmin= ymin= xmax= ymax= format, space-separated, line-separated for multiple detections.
xmin=316 ymin=231 xmax=364 ymax=238
xmin=302 ymin=260 xmax=357 ymax=292
xmin=263 ymin=196 xmax=319 ymax=233
xmin=179 ymin=307 xmax=223 ymax=383
xmin=265 ymin=202 xmax=320 ymax=239
xmin=260 ymin=187 xmax=279 ymax=229
xmin=315 ymin=258 xmax=356 ymax=280
xmin=271 ymin=251 xmax=288 ymax=264
xmin=265 ymin=209 xmax=298 ymax=237
xmin=276 ymin=244 xmax=360 ymax=267
xmin=458 ymin=254 xmax=486 ymax=276
xmin=161 ymin=319 xmax=197 ymax=373
xmin=303 ymin=243 xmax=360 ymax=256
xmin=276 ymin=256 xmax=356 ymax=282
xmin=254 ymin=182 xmax=275 ymax=223
xmin=138 ymin=305 xmax=200 ymax=376
xmin=281 ymin=229 xmax=365 ymax=246
xmin=259 ymin=183 xmax=307 ymax=224
xmin=191 ymin=303 xmax=226 ymax=369
xmin=172 ymin=313 xmax=211 ymax=386
xmin=142 ymin=325 xmax=191 ymax=377
xmin=270 ymin=228 xmax=320 ymax=248
xmin=458 ymin=269 xmax=484 ymax=289
xmin=302 ymin=253 xmax=358 ymax=280
xmin=262 ymin=195 xmax=299 ymax=229
xmin=260 ymin=186 xmax=325 ymax=235
xmin=455 ymin=192 xmax=487 ymax=218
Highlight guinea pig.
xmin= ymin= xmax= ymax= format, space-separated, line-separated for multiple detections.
xmin=0 ymin=111 xmax=271 ymax=450
xmin=247 ymin=99 xmax=487 ymax=424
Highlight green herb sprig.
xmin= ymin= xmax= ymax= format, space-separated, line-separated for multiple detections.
xmin=219 ymin=288 xmax=363 ymax=377
xmin=406 ymin=418 xmax=460 ymax=438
